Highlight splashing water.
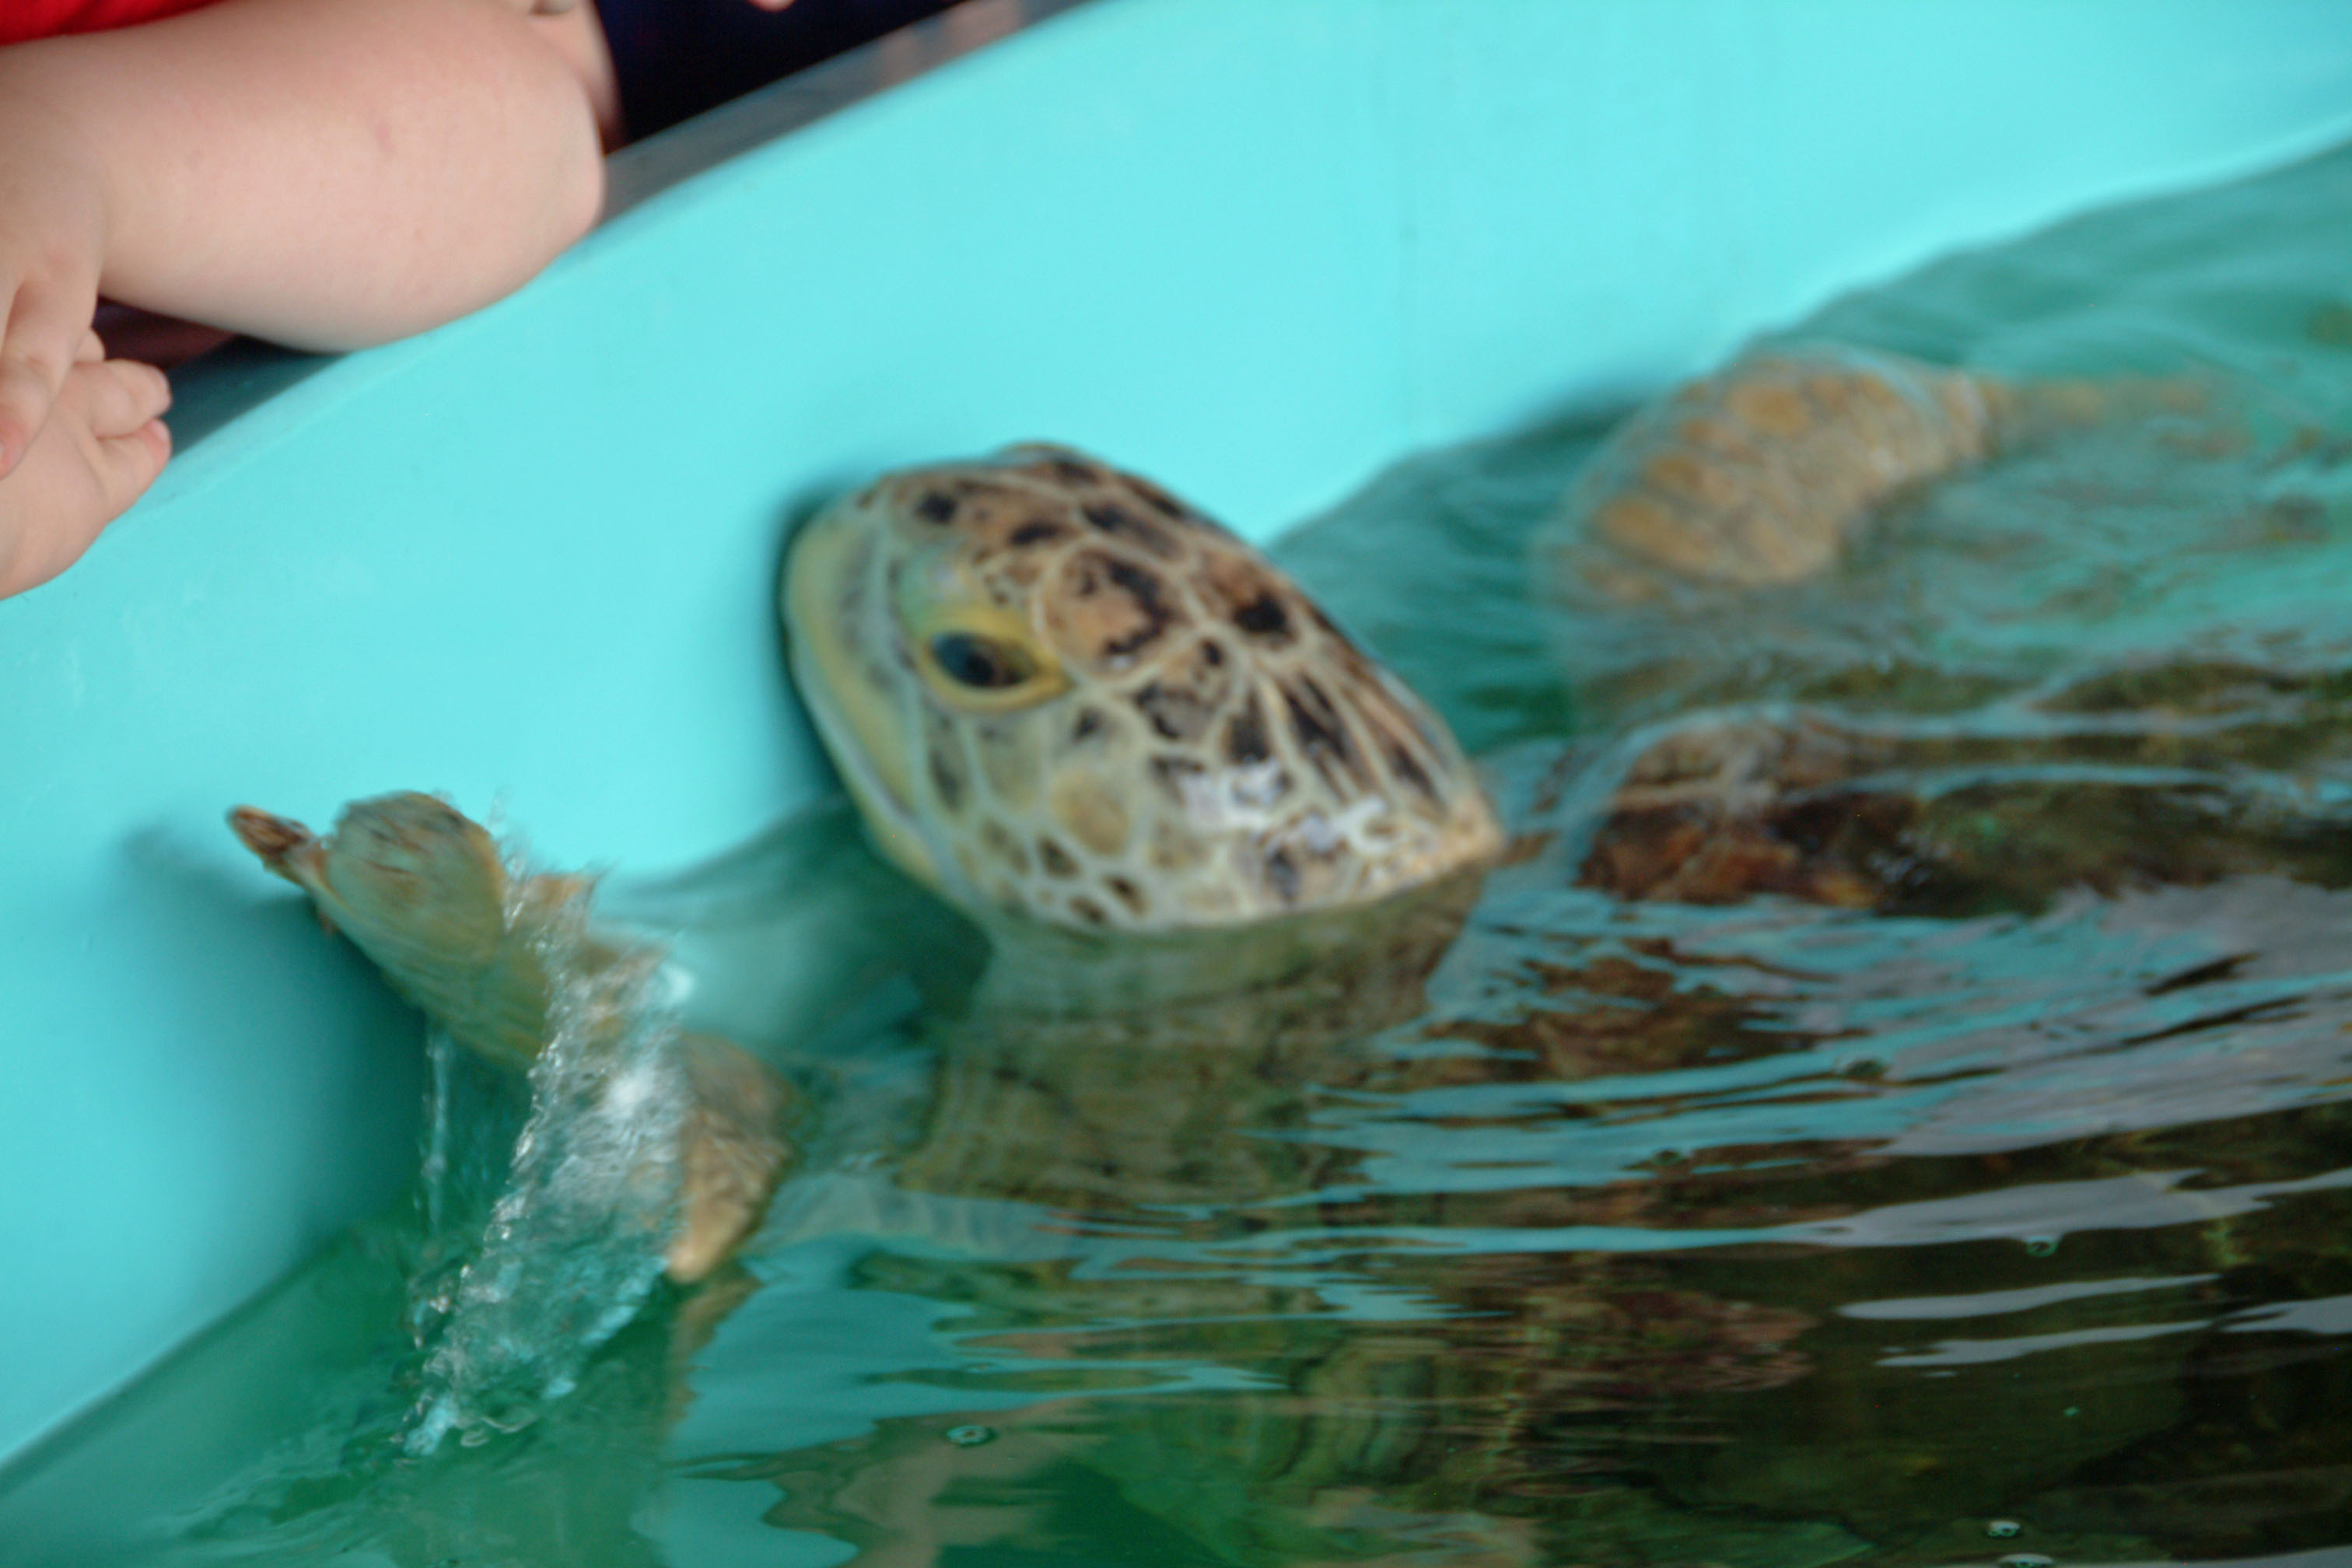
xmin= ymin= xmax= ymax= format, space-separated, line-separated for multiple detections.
xmin=401 ymin=845 xmax=693 ymax=1456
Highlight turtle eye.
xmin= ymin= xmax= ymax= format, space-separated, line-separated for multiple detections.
xmin=902 ymin=595 xmax=1069 ymax=712
xmin=927 ymin=631 xmax=1038 ymax=690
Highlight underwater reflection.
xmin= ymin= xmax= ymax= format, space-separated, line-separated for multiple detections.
xmin=660 ymin=832 xmax=2352 ymax=1566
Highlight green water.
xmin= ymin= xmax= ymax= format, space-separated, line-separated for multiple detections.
xmin=12 ymin=144 xmax=2352 ymax=1567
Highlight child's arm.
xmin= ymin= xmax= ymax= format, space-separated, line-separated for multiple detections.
xmin=0 ymin=0 xmax=608 ymax=480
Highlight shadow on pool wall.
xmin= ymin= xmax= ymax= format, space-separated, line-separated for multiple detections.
xmin=6 ymin=0 xmax=2352 ymax=1472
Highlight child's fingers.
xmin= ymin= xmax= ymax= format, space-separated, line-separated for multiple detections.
xmin=75 ymin=328 xmax=103 ymax=365
xmin=51 ymin=356 xmax=172 ymax=527
xmin=65 ymin=355 xmax=172 ymax=441
xmin=58 ymin=356 xmax=171 ymax=513
xmin=85 ymin=418 xmax=173 ymax=520
xmin=0 ymin=274 xmax=96 ymax=481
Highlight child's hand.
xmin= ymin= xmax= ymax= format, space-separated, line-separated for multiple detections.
xmin=0 ymin=98 xmax=110 ymax=483
xmin=0 ymin=330 xmax=171 ymax=599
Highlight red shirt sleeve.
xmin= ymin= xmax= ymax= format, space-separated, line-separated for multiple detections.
xmin=0 ymin=0 xmax=217 ymax=47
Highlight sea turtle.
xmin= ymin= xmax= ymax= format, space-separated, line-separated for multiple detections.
xmin=226 ymin=348 xmax=2248 ymax=1306
xmin=223 ymin=447 xmax=1516 ymax=1360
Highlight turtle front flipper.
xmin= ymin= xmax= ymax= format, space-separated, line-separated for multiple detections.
xmin=231 ymin=792 xmax=792 ymax=1283
xmin=1549 ymin=344 xmax=2018 ymax=600
xmin=231 ymin=793 xmax=545 ymax=1069
xmin=1545 ymin=344 xmax=2213 ymax=603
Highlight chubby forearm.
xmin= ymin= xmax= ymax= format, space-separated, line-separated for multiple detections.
xmin=0 ymin=0 xmax=606 ymax=351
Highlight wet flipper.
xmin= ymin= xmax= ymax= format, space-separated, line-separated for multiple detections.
xmin=231 ymin=793 xmax=792 ymax=1283
xmin=1551 ymin=345 xmax=2014 ymax=597
xmin=1546 ymin=344 xmax=2201 ymax=600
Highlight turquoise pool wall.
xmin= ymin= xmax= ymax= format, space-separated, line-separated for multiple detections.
xmin=6 ymin=0 xmax=2352 ymax=1468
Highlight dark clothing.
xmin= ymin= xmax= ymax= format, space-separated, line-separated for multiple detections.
xmin=600 ymin=0 xmax=957 ymax=140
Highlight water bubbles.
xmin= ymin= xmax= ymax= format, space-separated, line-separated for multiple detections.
xmin=1986 ymin=1521 xmax=2050 ymax=1566
xmin=2024 ymin=1236 xmax=2060 ymax=1257
xmin=943 ymin=1425 xmax=997 ymax=1447
xmin=603 ymin=1060 xmax=661 ymax=1118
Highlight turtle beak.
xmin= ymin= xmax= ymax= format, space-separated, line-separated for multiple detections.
xmin=782 ymin=508 xmax=943 ymax=891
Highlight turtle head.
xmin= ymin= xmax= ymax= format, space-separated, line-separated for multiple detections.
xmin=782 ymin=446 xmax=1501 ymax=933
